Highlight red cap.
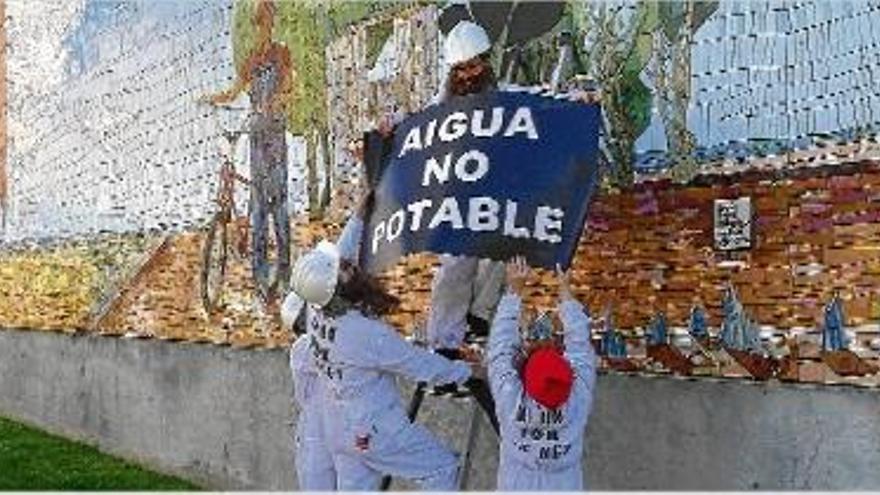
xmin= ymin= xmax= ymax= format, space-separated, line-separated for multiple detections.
xmin=523 ymin=347 xmax=574 ymax=409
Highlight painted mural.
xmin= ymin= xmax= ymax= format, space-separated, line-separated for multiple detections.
xmin=3 ymin=0 xmax=880 ymax=384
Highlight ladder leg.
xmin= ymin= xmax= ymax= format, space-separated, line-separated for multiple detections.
xmin=458 ymin=399 xmax=482 ymax=490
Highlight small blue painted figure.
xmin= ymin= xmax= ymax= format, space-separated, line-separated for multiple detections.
xmin=721 ymin=283 xmax=763 ymax=352
xmin=688 ymin=305 xmax=708 ymax=340
xmin=822 ymin=293 xmax=849 ymax=351
xmin=721 ymin=284 xmax=746 ymax=349
xmin=646 ymin=311 xmax=668 ymax=346
xmin=600 ymin=307 xmax=627 ymax=358
xmin=528 ymin=312 xmax=555 ymax=342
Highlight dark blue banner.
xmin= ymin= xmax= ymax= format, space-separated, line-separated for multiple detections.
xmin=361 ymin=90 xmax=601 ymax=274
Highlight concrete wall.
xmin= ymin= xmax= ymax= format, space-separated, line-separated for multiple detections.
xmin=1 ymin=327 xmax=879 ymax=490
xmin=0 ymin=328 xmax=295 ymax=490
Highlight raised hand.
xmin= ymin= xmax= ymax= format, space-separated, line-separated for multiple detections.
xmin=506 ymin=256 xmax=529 ymax=297
xmin=377 ymin=113 xmax=395 ymax=138
xmin=556 ymin=263 xmax=573 ymax=302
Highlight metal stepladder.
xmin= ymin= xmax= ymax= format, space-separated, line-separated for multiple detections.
xmin=379 ymin=328 xmax=496 ymax=491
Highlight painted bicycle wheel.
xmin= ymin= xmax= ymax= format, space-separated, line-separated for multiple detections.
xmin=201 ymin=210 xmax=229 ymax=314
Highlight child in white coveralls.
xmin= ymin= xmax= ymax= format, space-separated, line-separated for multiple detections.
xmin=283 ymin=208 xmax=366 ymax=490
xmin=287 ymin=234 xmax=475 ymax=490
xmin=487 ymin=256 xmax=598 ymax=490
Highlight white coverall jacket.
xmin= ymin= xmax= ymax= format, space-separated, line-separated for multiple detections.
xmin=311 ymin=307 xmax=472 ymax=490
xmin=287 ymin=215 xmax=364 ymax=489
xmin=487 ymin=292 xmax=598 ymax=491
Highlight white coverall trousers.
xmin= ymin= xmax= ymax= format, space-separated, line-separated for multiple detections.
xmin=314 ymin=310 xmax=472 ymax=491
xmin=294 ymin=402 xmax=336 ymax=490
xmin=426 ymin=255 xmax=506 ymax=349
xmin=290 ymin=335 xmax=336 ymax=490
xmin=328 ymin=405 xmax=460 ymax=491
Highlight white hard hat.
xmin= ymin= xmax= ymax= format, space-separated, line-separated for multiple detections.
xmin=444 ymin=21 xmax=491 ymax=67
xmin=290 ymin=241 xmax=340 ymax=307
xmin=280 ymin=291 xmax=305 ymax=330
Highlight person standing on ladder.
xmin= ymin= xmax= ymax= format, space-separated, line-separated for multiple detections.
xmin=372 ymin=19 xmax=597 ymax=431
xmin=203 ymin=0 xmax=294 ymax=310
xmin=488 ymin=257 xmax=598 ymax=490
xmin=368 ymin=20 xmax=505 ymax=433
xmin=424 ymin=21 xmax=507 ymax=366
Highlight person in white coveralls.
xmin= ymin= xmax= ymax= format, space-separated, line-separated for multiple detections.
xmin=282 ymin=194 xmax=370 ymax=491
xmin=488 ymin=256 xmax=598 ymax=490
xmin=372 ymin=21 xmax=507 ymax=364
xmin=286 ymin=220 xmax=476 ymax=490
xmin=424 ymin=20 xmax=508 ymax=361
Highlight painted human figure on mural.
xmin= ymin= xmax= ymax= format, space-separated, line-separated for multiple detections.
xmin=822 ymin=293 xmax=849 ymax=352
xmin=204 ymin=0 xmax=295 ymax=308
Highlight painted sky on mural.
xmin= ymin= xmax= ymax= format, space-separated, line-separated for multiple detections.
xmin=8 ymin=0 xmax=227 ymax=154
xmin=7 ymin=0 xmax=84 ymax=151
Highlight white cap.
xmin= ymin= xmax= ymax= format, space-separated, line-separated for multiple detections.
xmin=290 ymin=241 xmax=341 ymax=307
xmin=280 ymin=291 xmax=305 ymax=330
xmin=444 ymin=21 xmax=491 ymax=67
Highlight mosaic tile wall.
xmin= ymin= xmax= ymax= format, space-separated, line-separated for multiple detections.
xmin=8 ymin=1 xmax=225 ymax=241
xmin=324 ymin=5 xmax=441 ymax=215
xmin=638 ymin=0 xmax=880 ymax=155
xmin=2 ymin=0 xmax=880 ymax=383
xmin=6 ymin=1 xmax=880 ymax=244
xmin=575 ymin=160 xmax=880 ymax=331
xmin=5 ymin=0 xmax=309 ymax=244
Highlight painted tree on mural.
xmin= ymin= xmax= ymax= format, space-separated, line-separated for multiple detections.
xmin=569 ymin=1 xmax=655 ymax=189
xmin=230 ymin=0 xmax=722 ymax=195
xmin=651 ymin=1 xmax=718 ymax=183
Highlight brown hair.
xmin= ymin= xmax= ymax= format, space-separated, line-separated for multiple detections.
xmin=446 ymin=55 xmax=496 ymax=97
xmin=325 ymin=259 xmax=400 ymax=318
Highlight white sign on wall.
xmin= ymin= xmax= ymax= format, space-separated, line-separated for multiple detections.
xmin=714 ymin=196 xmax=752 ymax=251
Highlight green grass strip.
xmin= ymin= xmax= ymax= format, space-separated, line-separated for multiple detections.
xmin=0 ymin=416 xmax=200 ymax=490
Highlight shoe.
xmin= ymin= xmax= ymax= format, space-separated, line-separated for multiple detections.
xmin=465 ymin=314 xmax=489 ymax=344
xmin=430 ymin=382 xmax=471 ymax=399
xmin=435 ymin=347 xmax=463 ymax=360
